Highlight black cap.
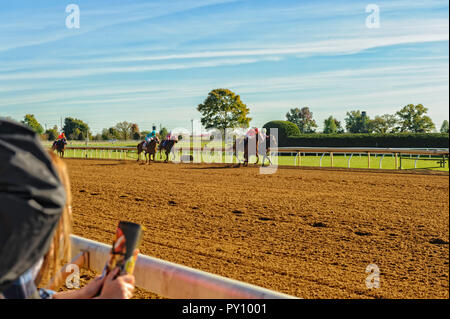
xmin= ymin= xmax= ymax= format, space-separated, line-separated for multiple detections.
xmin=0 ymin=119 xmax=66 ymax=291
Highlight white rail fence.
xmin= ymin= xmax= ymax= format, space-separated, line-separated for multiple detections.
xmin=70 ymin=235 xmax=297 ymax=299
xmin=59 ymin=146 xmax=449 ymax=170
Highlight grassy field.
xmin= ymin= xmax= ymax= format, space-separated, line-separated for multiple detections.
xmin=50 ymin=143 xmax=448 ymax=171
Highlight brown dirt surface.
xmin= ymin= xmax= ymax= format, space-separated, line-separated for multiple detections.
xmin=65 ymin=159 xmax=449 ymax=299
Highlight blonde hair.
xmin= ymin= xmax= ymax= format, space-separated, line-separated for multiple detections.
xmin=35 ymin=152 xmax=73 ymax=290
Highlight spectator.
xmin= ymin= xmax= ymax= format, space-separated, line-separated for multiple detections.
xmin=0 ymin=119 xmax=135 ymax=299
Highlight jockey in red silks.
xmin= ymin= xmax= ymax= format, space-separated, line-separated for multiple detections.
xmin=57 ymin=132 xmax=66 ymax=141
xmin=245 ymin=127 xmax=259 ymax=139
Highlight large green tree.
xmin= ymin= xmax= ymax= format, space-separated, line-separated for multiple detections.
xmin=396 ymin=104 xmax=435 ymax=133
xmin=197 ymin=89 xmax=251 ymax=134
xmin=368 ymin=114 xmax=398 ymax=134
xmin=344 ymin=110 xmax=372 ymax=133
xmin=323 ymin=116 xmax=344 ymax=134
xmin=63 ymin=117 xmax=90 ymax=140
xmin=21 ymin=114 xmax=44 ymax=135
xmin=286 ymin=107 xmax=317 ymax=133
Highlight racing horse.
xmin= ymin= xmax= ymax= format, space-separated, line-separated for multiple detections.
xmin=231 ymin=132 xmax=277 ymax=166
xmin=52 ymin=139 xmax=67 ymax=158
xmin=260 ymin=133 xmax=278 ymax=166
xmin=158 ymin=139 xmax=178 ymax=163
xmin=137 ymin=137 xmax=159 ymax=164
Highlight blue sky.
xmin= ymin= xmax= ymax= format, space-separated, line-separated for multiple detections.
xmin=0 ymin=0 xmax=448 ymax=134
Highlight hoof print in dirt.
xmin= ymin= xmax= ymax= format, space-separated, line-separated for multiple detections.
xmin=312 ymin=222 xmax=327 ymax=228
xmin=259 ymin=217 xmax=274 ymax=221
xmin=429 ymin=238 xmax=449 ymax=245
xmin=119 ymin=195 xmax=128 ymax=198
xmin=355 ymin=231 xmax=372 ymax=236
xmin=135 ymin=198 xmax=144 ymax=202
xmin=232 ymin=210 xmax=244 ymax=215
xmin=168 ymin=200 xmax=177 ymax=206
xmin=90 ymin=193 xmax=100 ymax=196
xmin=79 ymin=190 xmax=86 ymax=193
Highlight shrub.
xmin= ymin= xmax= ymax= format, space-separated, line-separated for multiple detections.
xmin=263 ymin=120 xmax=300 ymax=145
xmin=283 ymin=133 xmax=449 ymax=148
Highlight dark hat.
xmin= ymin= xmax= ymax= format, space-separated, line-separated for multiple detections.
xmin=0 ymin=119 xmax=66 ymax=291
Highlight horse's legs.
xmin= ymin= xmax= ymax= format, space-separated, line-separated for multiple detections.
xmin=254 ymin=154 xmax=259 ymax=165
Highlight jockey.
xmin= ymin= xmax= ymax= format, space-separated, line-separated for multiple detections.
xmin=144 ymin=127 xmax=157 ymax=147
xmin=57 ymin=132 xmax=66 ymax=144
xmin=245 ymin=127 xmax=259 ymax=140
xmin=162 ymin=131 xmax=177 ymax=148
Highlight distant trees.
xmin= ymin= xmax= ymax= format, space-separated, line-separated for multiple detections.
xmin=396 ymin=104 xmax=435 ymax=133
xmin=102 ymin=127 xmax=121 ymax=140
xmin=197 ymin=89 xmax=251 ymax=134
xmin=344 ymin=110 xmax=372 ymax=133
xmin=44 ymin=125 xmax=59 ymax=141
xmin=99 ymin=122 xmax=141 ymax=140
xmin=115 ymin=121 xmax=133 ymax=140
xmin=286 ymin=107 xmax=317 ymax=133
xmin=22 ymin=114 xmax=44 ymax=135
xmin=323 ymin=116 xmax=344 ymax=134
xmin=131 ymin=123 xmax=141 ymax=140
xmin=63 ymin=117 xmax=90 ymax=140
xmin=159 ymin=127 xmax=168 ymax=139
xmin=440 ymin=120 xmax=449 ymax=133
xmin=368 ymin=114 xmax=398 ymax=134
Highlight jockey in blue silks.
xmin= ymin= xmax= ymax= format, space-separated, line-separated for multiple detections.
xmin=144 ymin=127 xmax=157 ymax=147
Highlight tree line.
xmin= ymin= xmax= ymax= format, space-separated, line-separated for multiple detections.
xmin=8 ymin=88 xmax=450 ymax=141
xmin=197 ymin=89 xmax=449 ymax=134
xmin=13 ymin=115 xmax=169 ymax=141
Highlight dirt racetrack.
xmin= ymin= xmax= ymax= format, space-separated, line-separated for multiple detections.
xmin=65 ymin=159 xmax=449 ymax=299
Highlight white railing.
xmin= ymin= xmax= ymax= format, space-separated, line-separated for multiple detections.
xmin=57 ymin=146 xmax=449 ymax=170
xmin=70 ymin=235 xmax=297 ymax=299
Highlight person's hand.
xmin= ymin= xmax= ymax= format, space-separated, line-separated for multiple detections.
xmin=52 ymin=275 xmax=105 ymax=299
xmin=96 ymin=267 xmax=135 ymax=299
xmin=78 ymin=275 xmax=106 ymax=298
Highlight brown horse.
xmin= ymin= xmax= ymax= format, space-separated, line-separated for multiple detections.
xmin=232 ymin=133 xmax=259 ymax=166
xmin=52 ymin=139 xmax=67 ymax=158
xmin=158 ymin=139 xmax=178 ymax=163
xmin=232 ymin=133 xmax=277 ymax=166
xmin=137 ymin=138 xmax=159 ymax=164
